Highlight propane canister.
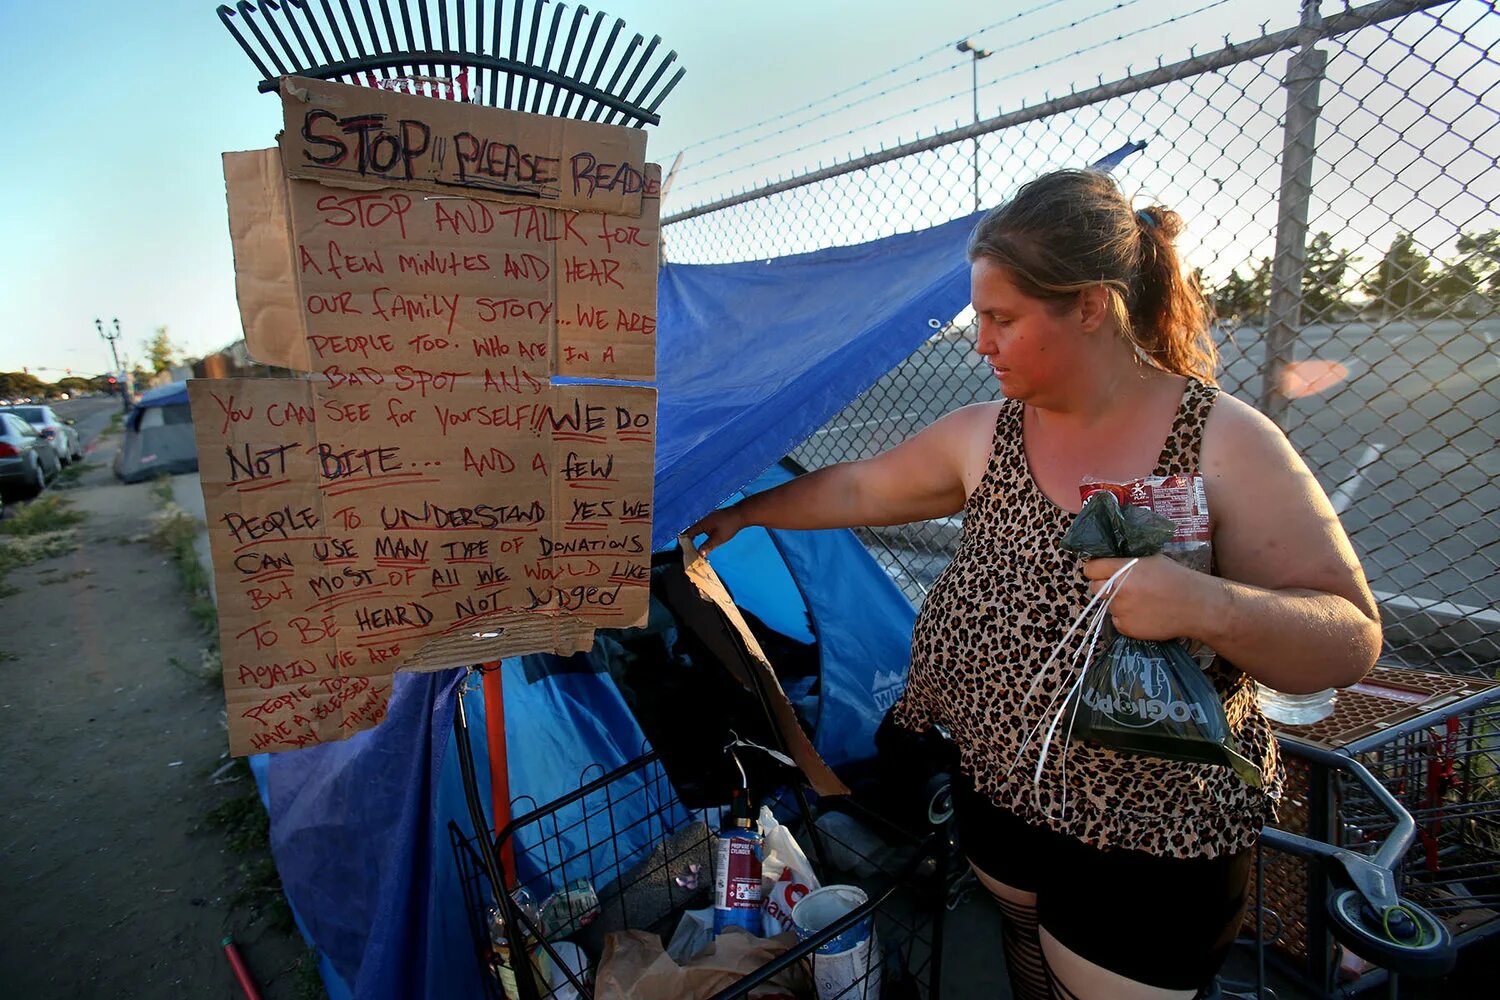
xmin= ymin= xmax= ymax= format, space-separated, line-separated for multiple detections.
xmin=712 ymin=794 xmax=763 ymax=935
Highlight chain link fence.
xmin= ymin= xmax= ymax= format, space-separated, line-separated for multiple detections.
xmin=662 ymin=0 xmax=1500 ymax=677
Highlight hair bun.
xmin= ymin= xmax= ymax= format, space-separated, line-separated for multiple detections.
xmin=1140 ymin=205 xmax=1183 ymax=240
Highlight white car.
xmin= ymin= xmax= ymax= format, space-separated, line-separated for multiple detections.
xmin=0 ymin=404 xmax=82 ymax=463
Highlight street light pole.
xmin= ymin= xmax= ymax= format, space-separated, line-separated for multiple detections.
xmin=95 ymin=317 xmax=129 ymax=414
xmin=956 ymin=40 xmax=992 ymax=212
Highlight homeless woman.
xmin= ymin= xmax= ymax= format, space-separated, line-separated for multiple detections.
xmin=686 ymin=169 xmax=1381 ymax=999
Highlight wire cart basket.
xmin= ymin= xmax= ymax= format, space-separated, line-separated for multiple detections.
xmin=1249 ymin=665 xmax=1500 ymax=996
xmin=450 ymin=743 xmax=949 ymax=1000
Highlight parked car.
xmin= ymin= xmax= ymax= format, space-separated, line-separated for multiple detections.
xmin=0 ymin=412 xmax=60 ymax=500
xmin=0 ymin=404 xmax=82 ymax=463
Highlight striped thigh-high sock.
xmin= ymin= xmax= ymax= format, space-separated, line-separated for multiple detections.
xmin=995 ymin=895 xmax=1054 ymax=1000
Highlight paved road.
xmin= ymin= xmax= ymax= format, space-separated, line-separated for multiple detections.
xmin=52 ymin=395 xmax=124 ymax=457
xmin=791 ymin=318 xmax=1500 ymax=668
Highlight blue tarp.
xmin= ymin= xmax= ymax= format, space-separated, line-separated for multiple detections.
xmin=652 ymin=210 xmax=982 ymax=548
xmin=131 ymin=380 xmax=189 ymax=409
xmin=254 ymin=209 xmax=979 ymax=1000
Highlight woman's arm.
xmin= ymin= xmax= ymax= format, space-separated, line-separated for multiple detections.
xmin=686 ymin=402 xmax=998 ymax=554
xmin=1084 ymin=394 xmax=1381 ymax=692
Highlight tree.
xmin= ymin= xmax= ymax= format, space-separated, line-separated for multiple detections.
xmin=1431 ymin=258 xmax=1481 ymax=313
xmin=55 ymin=376 xmax=92 ymax=395
xmin=1364 ymin=232 xmax=1436 ymax=315
xmin=144 ymin=325 xmax=179 ymax=373
xmin=0 ymin=371 xmax=47 ymax=399
xmin=1455 ymin=229 xmax=1500 ymax=300
xmin=1210 ymin=256 xmax=1272 ymax=323
xmin=1301 ymin=232 xmax=1353 ymax=322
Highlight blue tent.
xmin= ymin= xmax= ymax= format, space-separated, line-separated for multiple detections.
xmin=248 ymin=208 xmax=982 ymax=999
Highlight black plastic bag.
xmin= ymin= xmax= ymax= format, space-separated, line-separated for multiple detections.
xmin=1060 ymin=490 xmax=1262 ymax=787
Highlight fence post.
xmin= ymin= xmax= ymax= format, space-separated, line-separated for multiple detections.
xmin=1260 ymin=1 xmax=1328 ymax=425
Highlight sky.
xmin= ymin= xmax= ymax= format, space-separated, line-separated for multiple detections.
xmin=1 ymin=0 xmax=1494 ymax=377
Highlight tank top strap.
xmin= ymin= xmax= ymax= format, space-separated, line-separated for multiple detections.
xmin=975 ymin=399 xmax=1027 ymax=498
xmin=1152 ymin=378 xmax=1220 ymax=477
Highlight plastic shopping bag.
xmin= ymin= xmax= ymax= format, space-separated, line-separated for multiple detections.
xmin=1013 ymin=482 xmax=1261 ymax=797
xmin=759 ymin=805 xmax=820 ymax=937
xmin=1060 ymin=487 xmax=1261 ymax=787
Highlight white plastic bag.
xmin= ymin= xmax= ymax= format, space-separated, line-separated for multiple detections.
xmin=759 ymin=805 xmax=820 ymax=937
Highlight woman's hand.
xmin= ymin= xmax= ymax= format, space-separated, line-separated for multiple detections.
xmin=1082 ymin=554 xmax=1221 ymax=642
xmin=684 ymin=504 xmax=747 ymax=556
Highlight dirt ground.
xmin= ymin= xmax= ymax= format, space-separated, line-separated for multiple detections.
xmin=0 ymin=401 xmax=306 ymax=999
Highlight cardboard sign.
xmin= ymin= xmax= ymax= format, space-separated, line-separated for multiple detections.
xmin=191 ymin=376 xmax=654 ymax=755
xmin=207 ymin=84 xmax=660 ymax=755
xmin=224 ymin=148 xmax=659 ymax=380
xmin=279 ymin=77 xmax=651 ymax=216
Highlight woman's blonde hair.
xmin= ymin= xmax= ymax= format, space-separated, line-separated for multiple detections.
xmin=967 ymin=169 xmax=1217 ymax=384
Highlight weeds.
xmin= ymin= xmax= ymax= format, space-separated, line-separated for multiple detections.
xmin=0 ymin=496 xmax=82 ymax=594
xmin=149 ymin=502 xmax=217 ymax=644
xmin=0 ymin=495 xmax=85 ymax=536
xmin=52 ymin=461 xmax=97 ymax=489
xmin=168 ymin=648 xmax=221 ymax=687
xmin=295 ymin=948 xmax=328 ymax=1000
xmin=0 ymin=651 xmax=17 ymax=664
xmin=100 ymin=412 xmax=124 ymax=438
xmin=203 ymin=762 xmax=296 ymax=935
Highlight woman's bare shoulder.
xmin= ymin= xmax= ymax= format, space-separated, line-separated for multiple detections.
xmin=933 ymin=400 xmax=1008 ymax=494
xmin=1201 ymin=388 xmax=1294 ymax=470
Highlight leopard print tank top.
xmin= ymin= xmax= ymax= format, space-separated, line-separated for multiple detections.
xmin=892 ymin=379 xmax=1282 ymax=858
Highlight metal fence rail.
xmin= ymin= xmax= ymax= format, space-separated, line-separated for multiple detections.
xmin=662 ymin=0 xmax=1500 ymax=676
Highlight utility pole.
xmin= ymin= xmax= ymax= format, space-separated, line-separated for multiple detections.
xmin=95 ymin=317 xmax=129 ymax=414
xmin=956 ymin=40 xmax=992 ymax=212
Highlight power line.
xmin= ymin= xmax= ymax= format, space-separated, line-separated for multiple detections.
xmin=677 ymin=0 xmax=1236 ymax=197
xmin=679 ymin=0 xmax=1087 ymax=156
xmin=675 ymin=0 xmax=1161 ymax=190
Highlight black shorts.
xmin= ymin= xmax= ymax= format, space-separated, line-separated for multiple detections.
xmin=954 ymin=772 xmax=1253 ymax=992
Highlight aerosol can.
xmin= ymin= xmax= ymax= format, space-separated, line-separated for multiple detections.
xmin=712 ymin=746 xmax=764 ymax=935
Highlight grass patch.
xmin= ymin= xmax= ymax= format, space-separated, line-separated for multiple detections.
xmin=0 ymin=497 xmax=82 ymax=594
xmin=168 ymin=648 xmax=221 ymax=687
xmin=99 ymin=412 xmax=124 ymax=438
xmin=203 ymin=761 xmax=296 ymax=936
xmin=0 ymin=650 xmax=17 ymax=664
xmin=0 ymin=495 xmax=85 ymax=536
xmin=295 ymin=948 xmax=328 ymax=1000
xmin=52 ymin=461 xmax=97 ymax=489
xmin=149 ymin=502 xmax=217 ymax=643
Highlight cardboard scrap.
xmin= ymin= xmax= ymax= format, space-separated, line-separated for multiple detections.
xmin=279 ymin=76 xmax=651 ymax=216
xmin=223 ymin=150 xmax=312 ymax=372
xmin=224 ymin=148 xmax=659 ymax=380
xmin=191 ymin=376 xmax=654 ymax=755
xmin=595 ymin=928 xmax=811 ymax=1000
xmin=662 ymin=539 xmax=850 ymax=798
